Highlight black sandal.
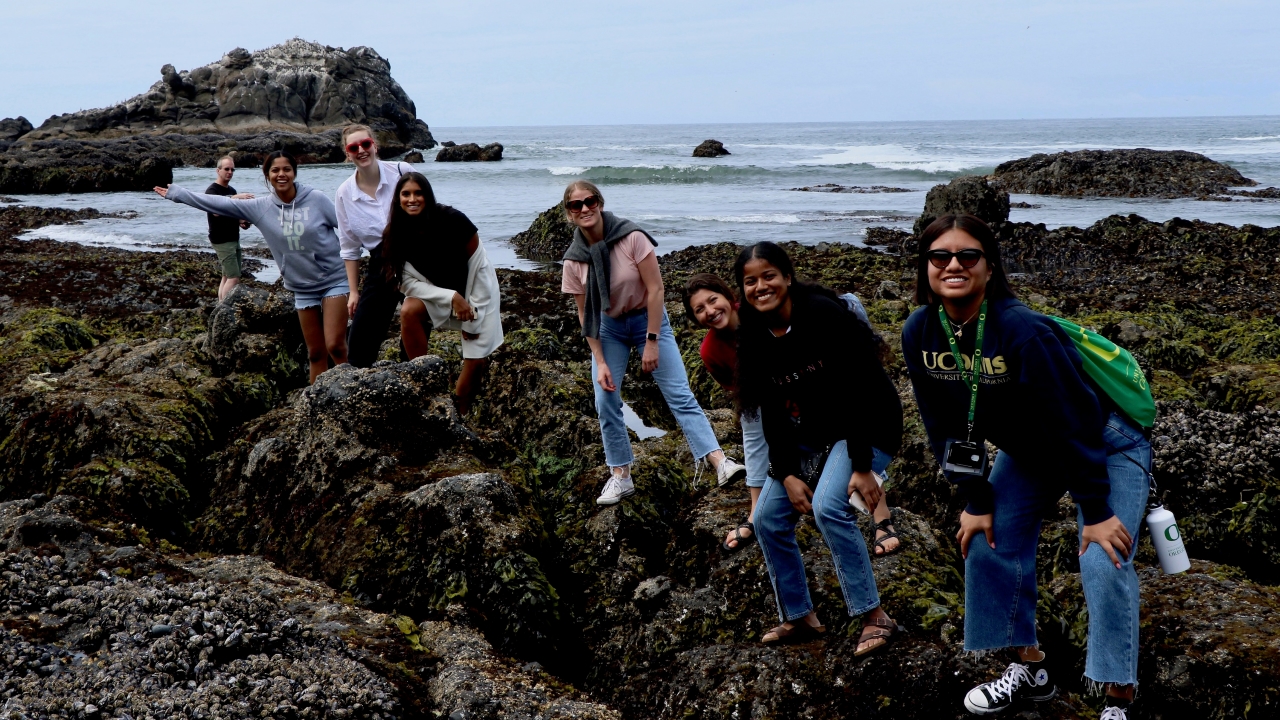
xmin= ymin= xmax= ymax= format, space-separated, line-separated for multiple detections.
xmin=721 ymin=521 xmax=755 ymax=552
xmin=762 ymin=621 xmax=828 ymax=646
xmin=872 ymin=517 xmax=903 ymax=557
xmin=854 ymin=615 xmax=903 ymax=658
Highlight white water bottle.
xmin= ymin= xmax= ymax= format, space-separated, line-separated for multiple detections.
xmin=1146 ymin=505 xmax=1190 ymax=575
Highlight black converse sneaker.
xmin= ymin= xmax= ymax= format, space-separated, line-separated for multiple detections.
xmin=963 ymin=658 xmax=1057 ymax=714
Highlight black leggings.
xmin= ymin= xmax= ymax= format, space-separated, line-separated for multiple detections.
xmin=346 ymin=250 xmax=405 ymax=368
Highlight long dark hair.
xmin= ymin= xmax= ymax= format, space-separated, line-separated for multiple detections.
xmin=732 ymin=242 xmax=845 ymax=415
xmin=682 ymin=273 xmax=738 ymax=322
xmin=381 ymin=171 xmax=440 ymax=283
xmin=261 ymin=150 xmax=298 ymax=180
xmin=913 ymin=214 xmax=1015 ymax=305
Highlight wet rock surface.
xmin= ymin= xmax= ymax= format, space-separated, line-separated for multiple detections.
xmin=790 ymin=183 xmax=912 ymax=193
xmin=0 ymin=196 xmax=1277 ymax=717
xmin=435 ymin=143 xmax=504 ymax=162
xmin=992 ymin=148 xmax=1256 ymax=198
xmin=507 ymin=203 xmax=575 ymax=260
xmin=691 ymin=140 xmax=730 ymax=157
xmin=2 ymin=39 xmax=434 ymax=193
xmin=914 ymin=175 xmax=1011 ymax=234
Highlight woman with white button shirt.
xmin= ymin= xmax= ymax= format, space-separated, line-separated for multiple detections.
xmin=336 ymin=124 xmax=416 ymax=367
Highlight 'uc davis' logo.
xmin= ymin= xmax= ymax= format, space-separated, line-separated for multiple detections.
xmin=1164 ymin=524 xmax=1181 ymax=542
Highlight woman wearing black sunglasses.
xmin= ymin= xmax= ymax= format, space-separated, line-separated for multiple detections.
xmin=335 ymin=124 xmax=416 ymax=367
xmin=901 ymin=214 xmax=1147 ymax=718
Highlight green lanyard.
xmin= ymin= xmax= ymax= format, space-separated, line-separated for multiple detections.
xmin=939 ymin=300 xmax=987 ymax=441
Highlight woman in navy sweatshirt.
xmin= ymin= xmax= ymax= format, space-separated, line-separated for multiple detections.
xmin=734 ymin=242 xmax=904 ymax=656
xmin=901 ymin=214 xmax=1148 ymax=719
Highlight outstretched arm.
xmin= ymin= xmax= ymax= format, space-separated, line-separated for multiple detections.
xmin=155 ymin=184 xmax=258 ymax=223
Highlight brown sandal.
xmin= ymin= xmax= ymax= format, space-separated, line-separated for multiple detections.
xmin=853 ymin=615 xmax=903 ymax=658
xmin=762 ymin=622 xmax=828 ymax=645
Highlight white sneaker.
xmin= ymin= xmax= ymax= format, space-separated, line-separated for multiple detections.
xmin=1100 ymin=706 xmax=1129 ymax=720
xmin=715 ymin=457 xmax=747 ymax=487
xmin=596 ymin=476 xmax=635 ymax=505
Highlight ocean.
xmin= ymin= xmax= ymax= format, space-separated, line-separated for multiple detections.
xmin=9 ymin=116 xmax=1280 ymax=283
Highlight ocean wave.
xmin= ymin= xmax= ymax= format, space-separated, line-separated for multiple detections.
xmin=17 ymin=225 xmax=185 ymax=252
xmin=1228 ymin=135 xmax=1280 ymax=141
xmin=687 ymin=214 xmax=801 ymax=224
xmin=793 ymin=144 xmax=990 ymax=173
xmin=548 ymin=166 xmax=589 ymax=175
xmin=573 ymin=164 xmax=765 ymax=183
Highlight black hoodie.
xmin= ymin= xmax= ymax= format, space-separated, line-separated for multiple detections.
xmin=738 ymin=287 xmax=903 ymax=478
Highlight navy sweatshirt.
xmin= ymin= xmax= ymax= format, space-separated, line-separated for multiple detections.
xmin=901 ymin=296 xmax=1113 ymax=525
xmin=739 ymin=289 xmax=903 ymax=479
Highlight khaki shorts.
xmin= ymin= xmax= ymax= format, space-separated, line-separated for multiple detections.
xmin=212 ymin=241 xmax=243 ymax=278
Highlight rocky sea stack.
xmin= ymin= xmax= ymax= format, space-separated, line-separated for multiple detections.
xmin=0 ymin=39 xmax=435 ymax=194
xmin=692 ymin=139 xmax=730 ymax=157
xmin=992 ymin=148 xmax=1255 ymax=198
xmin=435 ymin=142 xmax=504 ymax=162
xmin=509 ymin=203 xmax=576 ymax=260
xmin=2 ymin=195 xmax=1280 ymax=717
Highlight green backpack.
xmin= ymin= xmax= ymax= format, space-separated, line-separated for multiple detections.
xmin=1050 ymin=317 xmax=1157 ymax=428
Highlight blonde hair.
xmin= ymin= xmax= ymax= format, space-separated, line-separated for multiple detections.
xmin=341 ymin=123 xmax=375 ymax=146
xmin=562 ymin=180 xmax=604 ymax=220
xmin=216 ymin=155 xmax=235 ymax=169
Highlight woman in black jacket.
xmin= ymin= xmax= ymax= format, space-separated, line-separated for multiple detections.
xmin=735 ymin=241 xmax=904 ymax=655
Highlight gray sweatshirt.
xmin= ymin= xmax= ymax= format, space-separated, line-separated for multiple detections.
xmin=167 ymin=182 xmax=347 ymax=295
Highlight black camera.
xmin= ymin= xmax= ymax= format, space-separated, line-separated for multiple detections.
xmin=944 ymin=439 xmax=988 ymax=476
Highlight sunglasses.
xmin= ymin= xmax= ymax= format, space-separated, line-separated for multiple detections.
xmin=927 ymin=249 xmax=985 ymax=269
xmin=565 ymin=195 xmax=601 ymax=213
xmin=345 ymin=138 xmax=376 ymax=155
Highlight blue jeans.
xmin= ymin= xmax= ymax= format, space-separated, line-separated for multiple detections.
xmin=963 ymin=411 xmax=1150 ymax=686
xmin=593 ymin=309 xmax=721 ymax=468
xmin=740 ymin=413 xmax=770 ymax=489
xmin=756 ymin=441 xmax=892 ymax=621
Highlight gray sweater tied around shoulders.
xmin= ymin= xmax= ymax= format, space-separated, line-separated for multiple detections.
xmin=562 ymin=211 xmax=657 ymax=339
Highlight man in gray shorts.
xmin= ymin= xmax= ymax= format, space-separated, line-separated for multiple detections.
xmin=205 ymin=156 xmax=253 ymax=301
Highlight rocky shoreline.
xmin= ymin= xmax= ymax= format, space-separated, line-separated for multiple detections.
xmin=1 ymin=185 xmax=1279 ymax=718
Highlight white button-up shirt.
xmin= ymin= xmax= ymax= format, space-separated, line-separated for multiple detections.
xmin=335 ymin=160 xmax=415 ymax=260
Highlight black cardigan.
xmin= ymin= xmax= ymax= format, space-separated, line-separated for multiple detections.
xmin=738 ymin=288 xmax=903 ymax=478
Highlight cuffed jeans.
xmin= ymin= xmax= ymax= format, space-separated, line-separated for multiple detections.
xmin=963 ymin=411 xmax=1150 ymax=686
xmin=740 ymin=413 xmax=770 ymax=489
xmin=593 ymin=309 xmax=721 ymax=468
xmin=756 ymin=441 xmax=893 ymax=621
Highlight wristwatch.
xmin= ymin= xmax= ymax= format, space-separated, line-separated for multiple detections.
xmin=646 ymin=332 xmax=659 ymax=342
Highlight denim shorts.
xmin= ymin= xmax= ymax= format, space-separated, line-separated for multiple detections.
xmin=293 ymin=281 xmax=350 ymax=310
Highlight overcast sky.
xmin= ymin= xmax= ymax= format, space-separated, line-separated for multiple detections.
xmin=3 ymin=0 xmax=1277 ymax=128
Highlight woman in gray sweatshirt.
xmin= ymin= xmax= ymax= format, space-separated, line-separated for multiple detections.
xmin=155 ymin=151 xmax=350 ymax=383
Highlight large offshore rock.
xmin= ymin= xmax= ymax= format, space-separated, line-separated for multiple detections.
xmin=692 ymin=139 xmax=730 ymax=157
xmin=2 ymin=39 xmax=435 ymax=193
xmin=914 ymin=175 xmax=1011 ymax=234
xmin=992 ymin=148 xmax=1255 ymax=198
xmin=435 ymin=142 xmax=503 ymax=162
xmin=0 ymin=116 xmax=32 ymax=144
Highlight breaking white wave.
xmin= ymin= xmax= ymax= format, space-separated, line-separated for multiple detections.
xmin=548 ymin=166 xmax=589 ymax=175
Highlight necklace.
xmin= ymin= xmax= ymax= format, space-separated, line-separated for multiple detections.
xmin=945 ymin=306 xmax=982 ymax=338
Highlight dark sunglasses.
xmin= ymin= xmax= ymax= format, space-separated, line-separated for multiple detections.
xmin=565 ymin=195 xmax=601 ymax=213
xmin=927 ymin=249 xmax=985 ymax=269
xmin=345 ymin=138 xmax=376 ymax=154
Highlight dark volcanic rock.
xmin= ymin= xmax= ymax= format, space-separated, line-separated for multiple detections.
xmin=914 ymin=175 xmax=1010 ymax=234
xmin=992 ymin=148 xmax=1255 ymax=198
xmin=691 ymin=139 xmax=729 ymax=158
xmin=435 ymin=142 xmax=503 ymax=162
xmin=0 ymin=117 xmax=32 ymax=143
xmin=508 ymin=203 xmax=576 ymax=260
xmin=1234 ymin=186 xmax=1280 ymax=199
xmin=403 ymin=150 xmax=424 ymax=163
xmin=791 ymin=183 xmax=911 ymax=193
xmin=2 ymin=39 xmax=435 ymax=193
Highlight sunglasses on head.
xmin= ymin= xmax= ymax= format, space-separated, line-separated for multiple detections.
xmin=565 ymin=195 xmax=601 ymax=213
xmin=927 ymin=249 xmax=986 ymax=269
xmin=345 ymin=138 xmax=375 ymax=155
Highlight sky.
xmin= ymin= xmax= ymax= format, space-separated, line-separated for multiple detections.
xmin=2 ymin=0 xmax=1277 ymax=128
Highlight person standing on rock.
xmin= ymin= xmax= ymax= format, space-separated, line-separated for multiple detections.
xmin=733 ymin=241 xmax=904 ymax=654
xmin=685 ymin=273 xmax=905 ymax=557
xmin=205 ymin=155 xmax=253 ymax=302
xmin=335 ymin=124 xmax=415 ymax=367
xmin=155 ymin=150 xmax=350 ymax=383
xmin=561 ymin=180 xmax=745 ymax=505
xmin=901 ymin=214 xmax=1147 ymax=719
xmin=386 ymin=171 xmax=503 ymax=414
